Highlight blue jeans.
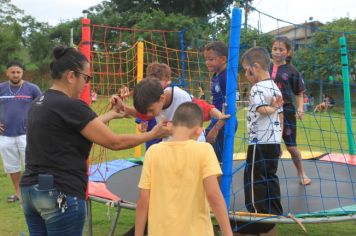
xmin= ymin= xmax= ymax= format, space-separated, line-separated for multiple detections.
xmin=21 ymin=185 xmax=86 ymax=236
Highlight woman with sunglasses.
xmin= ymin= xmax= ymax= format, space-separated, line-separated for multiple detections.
xmin=19 ymin=46 xmax=169 ymax=236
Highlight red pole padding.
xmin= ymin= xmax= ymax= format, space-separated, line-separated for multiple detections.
xmin=80 ymin=17 xmax=91 ymax=106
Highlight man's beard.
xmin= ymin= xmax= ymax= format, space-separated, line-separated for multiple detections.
xmin=10 ymin=79 xmax=21 ymax=85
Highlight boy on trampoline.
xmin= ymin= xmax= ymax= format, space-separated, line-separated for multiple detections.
xmin=135 ymin=102 xmax=233 ymax=236
xmin=241 ymin=47 xmax=284 ymax=217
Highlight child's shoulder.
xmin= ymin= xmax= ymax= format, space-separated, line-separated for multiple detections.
xmin=192 ymin=141 xmax=216 ymax=154
xmin=218 ymin=68 xmax=228 ymax=78
xmin=170 ymin=140 xmax=213 ymax=150
xmin=283 ymin=63 xmax=300 ymax=74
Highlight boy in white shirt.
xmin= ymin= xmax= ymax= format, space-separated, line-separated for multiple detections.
xmin=241 ymin=47 xmax=284 ymax=218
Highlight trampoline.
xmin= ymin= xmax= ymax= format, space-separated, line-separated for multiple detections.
xmin=87 ymin=157 xmax=356 ymax=235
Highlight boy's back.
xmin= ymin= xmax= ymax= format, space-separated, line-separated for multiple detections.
xmin=139 ymin=140 xmax=221 ymax=236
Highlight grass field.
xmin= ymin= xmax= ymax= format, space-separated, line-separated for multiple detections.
xmin=0 ymin=100 xmax=355 ymax=235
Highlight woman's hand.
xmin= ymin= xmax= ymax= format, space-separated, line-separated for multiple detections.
xmin=110 ymin=95 xmax=125 ymax=113
xmin=150 ymin=121 xmax=171 ymax=138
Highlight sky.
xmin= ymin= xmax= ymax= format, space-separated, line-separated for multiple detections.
xmin=247 ymin=0 xmax=356 ymax=32
xmin=10 ymin=0 xmax=356 ymax=31
xmin=11 ymin=0 xmax=103 ymax=25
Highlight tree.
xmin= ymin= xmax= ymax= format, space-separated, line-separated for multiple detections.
xmin=0 ymin=22 xmax=23 ymax=70
xmin=0 ymin=0 xmax=24 ymax=24
xmin=0 ymin=0 xmax=25 ymax=71
xmin=294 ymin=18 xmax=356 ymax=82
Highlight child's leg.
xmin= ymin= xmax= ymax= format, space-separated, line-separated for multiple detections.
xmin=263 ymin=145 xmax=283 ymax=215
xmin=244 ymin=145 xmax=255 ymax=212
xmin=283 ymin=111 xmax=311 ymax=185
xmin=287 ymin=146 xmax=311 ymax=185
xmin=244 ymin=144 xmax=282 ymax=214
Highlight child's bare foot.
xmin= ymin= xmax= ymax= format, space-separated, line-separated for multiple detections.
xmin=299 ymin=175 xmax=311 ymax=185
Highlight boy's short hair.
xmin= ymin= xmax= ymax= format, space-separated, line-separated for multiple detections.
xmin=133 ymin=78 xmax=163 ymax=114
xmin=241 ymin=47 xmax=271 ymax=71
xmin=7 ymin=60 xmax=25 ymax=70
xmin=172 ymin=102 xmax=203 ymax=128
xmin=204 ymin=41 xmax=228 ymax=57
xmin=146 ymin=63 xmax=171 ymax=81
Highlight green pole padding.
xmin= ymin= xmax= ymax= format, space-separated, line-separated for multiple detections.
xmin=339 ymin=36 xmax=356 ymax=155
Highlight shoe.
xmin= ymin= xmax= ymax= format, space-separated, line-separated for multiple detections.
xmin=7 ymin=195 xmax=19 ymax=203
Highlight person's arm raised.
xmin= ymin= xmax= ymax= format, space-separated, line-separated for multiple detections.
xmin=81 ymin=119 xmax=170 ymax=150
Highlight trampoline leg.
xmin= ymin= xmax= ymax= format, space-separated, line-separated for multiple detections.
xmin=108 ymin=203 xmax=121 ymax=236
xmin=87 ymin=199 xmax=93 ymax=236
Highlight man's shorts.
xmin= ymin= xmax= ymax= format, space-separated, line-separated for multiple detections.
xmin=283 ymin=105 xmax=297 ymax=147
xmin=0 ymin=135 xmax=26 ymax=173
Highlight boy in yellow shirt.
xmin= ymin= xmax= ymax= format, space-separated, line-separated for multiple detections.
xmin=135 ymin=102 xmax=233 ymax=236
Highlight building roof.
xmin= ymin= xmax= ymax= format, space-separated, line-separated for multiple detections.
xmin=267 ymin=21 xmax=324 ymax=41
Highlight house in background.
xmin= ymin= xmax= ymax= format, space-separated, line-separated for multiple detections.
xmin=268 ymin=21 xmax=323 ymax=50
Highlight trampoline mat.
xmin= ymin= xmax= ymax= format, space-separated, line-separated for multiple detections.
xmin=106 ymin=159 xmax=356 ymax=215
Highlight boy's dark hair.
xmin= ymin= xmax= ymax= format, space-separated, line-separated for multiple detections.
xmin=7 ymin=60 xmax=25 ymax=70
xmin=146 ymin=63 xmax=171 ymax=81
xmin=172 ymin=102 xmax=203 ymax=128
xmin=241 ymin=47 xmax=271 ymax=70
xmin=133 ymin=78 xmax=164 ymax=114
xmin=204 ymin=41 xmax=228 ymax=57
xmin=50 ymin=45 xmax=88 ymax=80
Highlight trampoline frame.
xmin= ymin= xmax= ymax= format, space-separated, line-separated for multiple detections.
xmin=87 ymin=156 xmax=356 ymax=234
xmin=228 ymin=212 xmax=356 ymax=224
xmin=87 ymin=195 xmax=136 ymax=236
xmin=87 ymin=194 xmax=356 ymax=236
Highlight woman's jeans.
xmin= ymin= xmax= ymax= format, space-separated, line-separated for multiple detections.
xmin=21 ymin=185 xmax=86 ymax=236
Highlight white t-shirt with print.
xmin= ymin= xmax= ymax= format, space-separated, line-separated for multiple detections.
xmin=247 ymin=79 xmax=282 ymax=145
xmin=156 ymin=86 xmax=206 ymax=142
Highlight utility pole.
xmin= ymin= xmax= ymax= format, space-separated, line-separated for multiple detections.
xmin=70 ymin=28 xmax=74 ymax=47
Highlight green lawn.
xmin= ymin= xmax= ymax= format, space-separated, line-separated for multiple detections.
xmin=0 ymin=100 xmax=355 ymax=235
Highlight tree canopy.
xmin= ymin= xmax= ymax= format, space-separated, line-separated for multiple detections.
xmin=0 ymin=0 xmax=354 ymax=86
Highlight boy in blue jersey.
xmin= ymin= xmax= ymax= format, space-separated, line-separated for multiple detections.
xmin=0 ymin=61 xmax=41 ymax=202
xmin=204 ymin=41 xmax=237 ymax=161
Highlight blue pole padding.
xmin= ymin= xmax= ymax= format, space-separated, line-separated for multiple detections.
xmin=221 ymin=7 xmax=242 ymax=210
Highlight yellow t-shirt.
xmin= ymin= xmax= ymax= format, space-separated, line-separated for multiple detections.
xmin=138 ymin=140 xmax=222 ymax=236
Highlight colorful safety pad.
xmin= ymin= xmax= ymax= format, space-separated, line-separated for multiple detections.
xmin=233 ymin=150 xmax=325 ymax=161
xmin=88 ymin=181 xmax=121 ymax=202
xmin=89 ymin=159 xmax=138 ymax=182
xmin=319 ymin=153 xmax=356 ymax=166
xmin=296 ymin=204 xmax=356 ymax=218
